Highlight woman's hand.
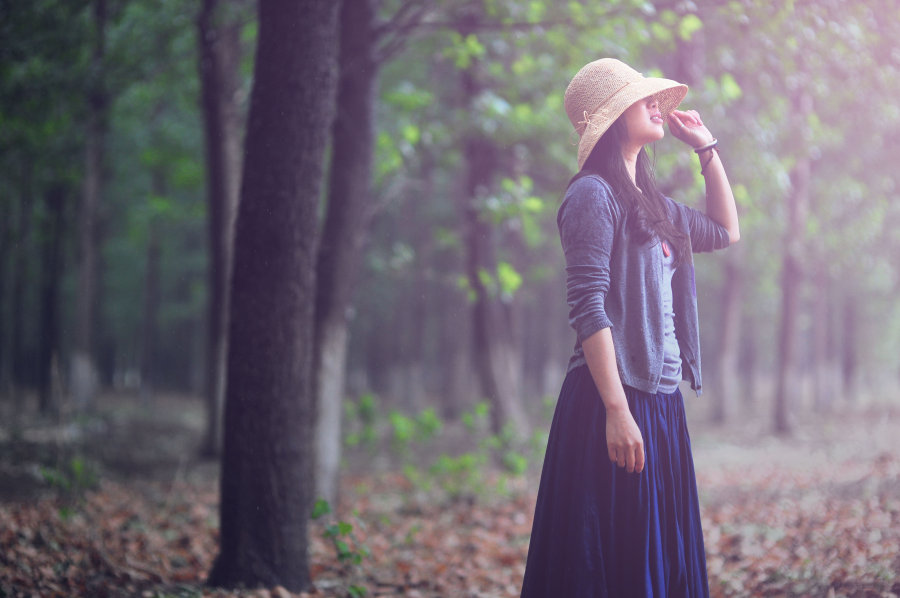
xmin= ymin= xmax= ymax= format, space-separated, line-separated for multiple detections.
xmin=667 ymin=109 xmax=715 ymax=149
xmin=606 ymin=404 xmax=645 ymax=473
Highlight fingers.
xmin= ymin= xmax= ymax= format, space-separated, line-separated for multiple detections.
xmin=625 ymin=449 xmax=636 ymax=473
xmin=609 ymin=444 xmax=644 ymax=473
xmin=671 ymin=109 xmax=703 ymax=127
xmin=667 ymin=112 xmax=686 ymax=132
xmin=606 ymin=412 xmax=645 ymax=474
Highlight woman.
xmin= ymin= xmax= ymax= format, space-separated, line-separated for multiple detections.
xmin=520 ymin=58 xmax=740 ymax=597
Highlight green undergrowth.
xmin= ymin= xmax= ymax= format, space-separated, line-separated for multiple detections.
xmin=342 ymin=393 xmax=550 ymax=502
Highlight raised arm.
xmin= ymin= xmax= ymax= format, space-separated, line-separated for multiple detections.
xmin=668 ymin=109 xmax=740 ymax=244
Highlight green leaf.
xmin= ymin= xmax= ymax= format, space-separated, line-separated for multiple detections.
xmin=336 ymin=539 xmax=351 ymax=556
xmin=311 ymin=498 xmax=332 ymax=519
xmin=678 ymin=14 xmax=703 ymax=41
xmin=401 ymin=123 xmax=420 ymax=145
xmin=719 ymin=72 xmax=742 ymax=102
xmin=496 ymin=261 xmax=523 ymax=297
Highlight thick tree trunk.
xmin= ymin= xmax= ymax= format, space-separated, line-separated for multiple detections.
xmin=314 ymin=0 xmax=378 ymax=507
xmin=38 ymin=185 xmax=66 ymax=416
xmin=197 ymin=0 xmax=244 ymax=457
xmin=72 ymin=0 xmax=108 ymax=411
xmin=773 ymin=91 xmax=812 ymax=435
xmin=207 ymin=0 xmax=338 ymax=591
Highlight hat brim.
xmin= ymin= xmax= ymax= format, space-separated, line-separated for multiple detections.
xmin=576 ymin=78 xmax=688 ymax=170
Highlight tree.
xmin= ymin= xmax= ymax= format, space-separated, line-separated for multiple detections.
xmin=313 ymin=0 xmax=380 ymax=508
xmin=207 ymin=0 xmax=339 ymax=591
xmin=313 ymin=0 xmax=432 ymax=507
xmin=197 ymin=0 xmax=248 ymax=456
xmin=71 ymin=0 xmax=109 ymax=410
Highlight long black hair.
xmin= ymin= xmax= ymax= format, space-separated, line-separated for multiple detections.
xmin=568 ymin=117 xmax=690 ymax=265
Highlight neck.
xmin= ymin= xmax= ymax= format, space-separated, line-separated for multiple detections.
xmin=621 ymin=143 xmax=641 ymax=187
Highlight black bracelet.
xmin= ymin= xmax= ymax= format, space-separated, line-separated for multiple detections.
xmin=700 ymin=147 xmax=718 ymax=175
xmin=693 ymin=138 xmax=718 ymax=153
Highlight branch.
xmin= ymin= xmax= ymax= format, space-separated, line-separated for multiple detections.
xmin=373 ymin=0 xmax=428 ymax=39
xmin=374 ymin=4 xmax=632 ymax=65
xmin=373 ymin=1 xmax=432 ymax=65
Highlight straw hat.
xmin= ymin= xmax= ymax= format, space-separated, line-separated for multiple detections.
xmin=565 ymin=58 xmax=688 ymax=170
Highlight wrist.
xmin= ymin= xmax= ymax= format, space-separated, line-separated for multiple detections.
xmin=604 ymin=397 xmax=630 ymax=416
xmin=693 ymin=138 xmax=718 ymax=153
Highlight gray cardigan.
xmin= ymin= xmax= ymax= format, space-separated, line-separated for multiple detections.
xmin=558 ymin=174 xmax=730 ymax=396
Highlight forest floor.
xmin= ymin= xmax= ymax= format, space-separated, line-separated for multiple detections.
xmin=0 ymin=391 xmax=899 ymax=598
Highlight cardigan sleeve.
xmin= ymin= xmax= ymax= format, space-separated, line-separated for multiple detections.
xmin=668 ymin=198 xmax=730 ymax=253
xmin=558 ymin=176 xmax=619 ymax=343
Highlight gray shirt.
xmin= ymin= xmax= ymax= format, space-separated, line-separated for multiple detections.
xmin=657 ymin=249 xmax=682 ymax=394
xmin=558 ymin=175 xmax=730 ymax=395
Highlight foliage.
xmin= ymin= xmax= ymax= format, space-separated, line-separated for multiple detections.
xmin=2 ymin=0 xmax=899 ymax=415
xmin=311 ymin=499 xmax=370 ymax=597
xmin=39 ymin=456 xmax=100 ymax=507
xmin=344 ymin=397 xmax=536 ymax=501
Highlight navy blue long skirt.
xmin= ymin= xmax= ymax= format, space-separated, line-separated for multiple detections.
xmin=520 ymin=365 xmax=709 ymax=598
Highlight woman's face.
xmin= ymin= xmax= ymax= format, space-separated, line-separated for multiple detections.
xmin=621 ymin=96 xmax=665 ymax=147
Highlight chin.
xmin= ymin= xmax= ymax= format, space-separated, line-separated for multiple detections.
xmin=643 ymin=131 xmax=665 ymax=145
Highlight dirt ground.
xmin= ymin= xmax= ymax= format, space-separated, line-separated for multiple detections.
xmin=1 ymin=391 xmax=898 ymax=597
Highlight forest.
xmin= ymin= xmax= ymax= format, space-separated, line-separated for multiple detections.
xmin=1 ymin=0 xmax=899 ymax=596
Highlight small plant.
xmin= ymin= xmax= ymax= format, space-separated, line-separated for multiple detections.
xmin=311 ymin=499 xmax=370 ymax=596
xmin=388 ymin=410 xmax=416 ymax=454
xmin=40 ymin=455 xmax=99 ymax=503
xmin=389 ymin=406 xmax=445 ymax=456
xmin=501 ymin=450 xmax=529 ymax=475
xmin=428 ymin=452 xmax=487 ymax=499
xmin=461 ymin=401 xmax=490 ymax=432
xmin=414 ymin=407 xmax=443 ymax=442
xmin=345 ymin=393 xmax=379 ymax=448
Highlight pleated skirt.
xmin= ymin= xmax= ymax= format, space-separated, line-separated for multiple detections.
xmin=521 ymin=365 xmax=709 ymax=598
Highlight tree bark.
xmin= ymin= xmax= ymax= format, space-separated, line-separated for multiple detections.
xmin=313 ymin=0 xmax=378 ymax=507
xmin=38 ymin=185 xmax=66 ymax=416
xmin=72 ymin=0 xmax=108 ymax=411
xmin=207 ymin=0 xmax=339 ymax=591
xmin=197 ymin=0 xmax=244 ymax=457
xmin=773 ymin=90 xmax=812 ymax=436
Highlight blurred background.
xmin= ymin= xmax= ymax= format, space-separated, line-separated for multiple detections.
xmin=2 ymin=1 xmax=900 ymax=595
xmin=2 ymin=0 xmax=898 ymax=435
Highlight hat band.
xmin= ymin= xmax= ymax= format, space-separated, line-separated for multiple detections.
xmin=575 ymin=80 xmax=632 ymax=136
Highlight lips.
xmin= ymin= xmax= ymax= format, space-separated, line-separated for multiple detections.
xmin=650 ymin=115 xmax=664 ymax=124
